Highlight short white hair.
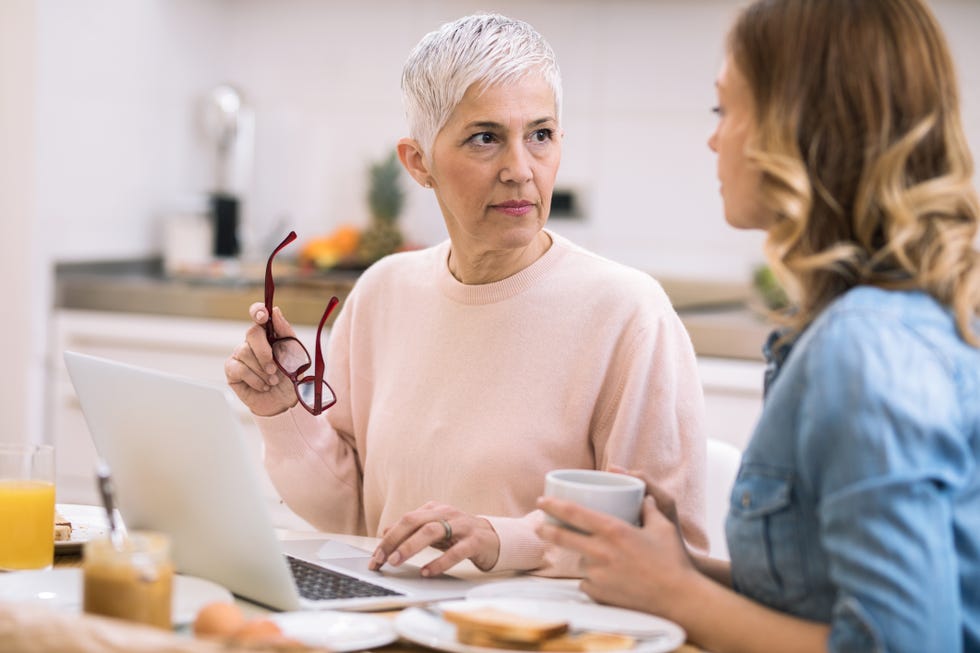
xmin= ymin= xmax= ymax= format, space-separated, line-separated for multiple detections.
xmin=401 ymin=13 xmax=563 ymax=157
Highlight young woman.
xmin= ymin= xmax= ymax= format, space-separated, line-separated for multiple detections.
xmin=538 ymin=1 xmax=980 ymax=650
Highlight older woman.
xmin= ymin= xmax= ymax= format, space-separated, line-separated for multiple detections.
xmin=538 ymin=0 xmax=980 ymax=650
xmin=225 ymin=13 xmax=707 ymax=578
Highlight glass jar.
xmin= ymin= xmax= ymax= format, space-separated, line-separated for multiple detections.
xmin=83 ymin=531 xmax=174 ymax=629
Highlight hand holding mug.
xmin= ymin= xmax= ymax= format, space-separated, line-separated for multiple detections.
xmin=542 ymin=469 xmax=646 ymax=530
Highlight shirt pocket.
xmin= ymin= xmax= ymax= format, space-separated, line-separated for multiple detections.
xmin=726 ymin=466 xmax=810 ymax=605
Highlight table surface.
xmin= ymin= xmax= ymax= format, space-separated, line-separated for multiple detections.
xmin=54 ymin=529 xmax=703 ymax=653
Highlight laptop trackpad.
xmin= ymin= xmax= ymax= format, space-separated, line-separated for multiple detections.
xmin=313 ymin=540 xmax=424 ymax=579
xmin=326 ymin=555 xmax=476 ymax=591
xmin=329 ymin=555 xmax=422 ymax=579
xmin=315 ymin=539 xmax=373 ymax=560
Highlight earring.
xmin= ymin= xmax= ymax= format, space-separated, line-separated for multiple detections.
xmin=424 ymin=180 xmax=432 ymax=188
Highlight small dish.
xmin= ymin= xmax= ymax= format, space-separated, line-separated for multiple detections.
xmin=54 ymin=503 xmax=113 ymax=554
xmin=0 ymin=568 xmax=233 ymax=626
xmin=270 ymin=610 xmax=398 ymax=652
xmin=465 ymin=579 xmax=591 ymax=603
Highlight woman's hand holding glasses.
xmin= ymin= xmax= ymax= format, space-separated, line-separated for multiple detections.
xmin=225 ymin=302 xmax=303 ymax=417
xmin=226 ymin=231 xmax=340 ymax=418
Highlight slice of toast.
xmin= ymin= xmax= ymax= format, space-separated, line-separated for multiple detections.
xmin=539 ymin=632 xmax=636 ymax=651
xmin=443 ymin=607 xmax=568 ymax=645
xmin=457 ymin=627 xmax=542 ymax=650
xmin=457 ymin=626 xmax=636 ymax=652
xmin=54 ymin=511 xmax=72 ymax=542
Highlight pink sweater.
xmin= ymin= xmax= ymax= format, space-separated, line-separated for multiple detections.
xmin=255 ymin=232 xmax=707 ymax=576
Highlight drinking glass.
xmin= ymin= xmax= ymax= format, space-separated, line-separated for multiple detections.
xmin=0 ymin=443 xmax=55 ymax=570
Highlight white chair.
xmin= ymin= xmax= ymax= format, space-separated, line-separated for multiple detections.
xmin=705 ymin=438 xmax=742 ymax=560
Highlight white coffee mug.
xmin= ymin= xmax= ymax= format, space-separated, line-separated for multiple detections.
xmin=543 ymin=469 xmax=645 ymax=529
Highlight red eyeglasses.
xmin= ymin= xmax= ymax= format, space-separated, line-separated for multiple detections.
xmin=264 ymin=231 xmax=339 ymax=416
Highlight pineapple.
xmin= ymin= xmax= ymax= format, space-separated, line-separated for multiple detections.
xmin=358 ymin=220 xmax=404 ymax=264
xmin=359 ymin=150 xmax=405 ymax=264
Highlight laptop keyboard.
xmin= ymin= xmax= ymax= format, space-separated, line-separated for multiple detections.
xmin=286 ymin=555 xmax=404 ymax=600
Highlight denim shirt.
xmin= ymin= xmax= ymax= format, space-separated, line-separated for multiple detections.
xmin=726 ymin=287 xmax=980 ymax=652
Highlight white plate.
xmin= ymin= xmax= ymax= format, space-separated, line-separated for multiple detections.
xmin=0 ymin=568 xmax=233 ymax=626
xmin=54 ymin=503 xmax=113 ymax=553
xmin=466 ymin=579 xmax=591 ymax=603
xmin=269 ymin=611 xmax=397 ymax=652
xmin=395 ymin=598 xmax=685 ymax=653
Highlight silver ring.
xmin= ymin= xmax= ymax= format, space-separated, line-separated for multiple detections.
xmin=439 ymin=518 xmax=453 ymax=542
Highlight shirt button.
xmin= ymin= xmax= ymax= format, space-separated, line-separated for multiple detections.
xmin=741 ymin=491 xmax=751 ymax=508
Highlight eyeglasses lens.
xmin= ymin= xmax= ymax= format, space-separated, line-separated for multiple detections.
xmin=272 ymin=338 xmax=311 ymax=376
xmin=296 ymin=379 xmax=337 ymax=413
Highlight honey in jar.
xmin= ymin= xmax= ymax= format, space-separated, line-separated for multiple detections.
xmin=83 ymin=531 xmax=174 ymax=629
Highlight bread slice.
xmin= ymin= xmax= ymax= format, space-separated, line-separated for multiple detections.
xmin=456 ymin=627 xmax=542 ymax=650
xmin=443 ymin=607 xmax=568 ymax=645
xmin=539 ymin=632 xmax=636 ymax=651
xmin=54 ymin=511 xmax=72 ymax=542
xmin=457 ymin=625 xmax=636 ymax=652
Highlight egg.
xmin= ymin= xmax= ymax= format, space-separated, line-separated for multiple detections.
xmin=232 ymin=618 xmax=284 ymax=643
xmin=192 ymin=601 xmax=246 ymax=639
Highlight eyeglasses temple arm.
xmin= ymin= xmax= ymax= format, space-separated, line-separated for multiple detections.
xmin=264 ymin=231 xmax=298 ymax=341
xmin=313 ymin=296 xmax=340 ymax=410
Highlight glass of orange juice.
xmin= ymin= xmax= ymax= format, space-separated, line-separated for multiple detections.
xmin=0 ymin=444 xmax=55 ymax=570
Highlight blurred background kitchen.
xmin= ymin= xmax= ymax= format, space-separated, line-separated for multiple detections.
xmin=1 ymin=1 xmax=978 ymax=516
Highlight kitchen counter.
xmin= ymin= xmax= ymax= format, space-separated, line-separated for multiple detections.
xmin=54 ymin=258 xmax=356 ymax=326
xmin=54 ymin=258 xmax=773 ymax=361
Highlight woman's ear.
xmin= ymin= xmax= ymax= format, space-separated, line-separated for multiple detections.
xmin=397 ymin=138 xmax=432 ymax=188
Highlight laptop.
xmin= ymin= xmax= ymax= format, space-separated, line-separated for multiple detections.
xmin=63 ymin=350 xmax=480 ymax=611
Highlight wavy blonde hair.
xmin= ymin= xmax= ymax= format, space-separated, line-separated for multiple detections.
xmin=731 ymin=0 xmax=980 ymax=344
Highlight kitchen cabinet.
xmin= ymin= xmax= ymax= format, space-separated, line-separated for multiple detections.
xmin=697 ymin=356 xmax=765 ymax=451
xmin=49 ymin=309 xmax=317 ymax=530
